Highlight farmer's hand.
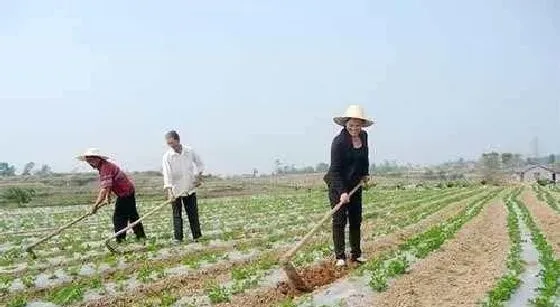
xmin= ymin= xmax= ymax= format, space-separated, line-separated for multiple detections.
xmin=340 ymin=193 xmax=350 ymax=204
xmin=166 ymin=188 xmax=175 ymax=201
xmin=91 ymin=203 xmax=100 ymax=214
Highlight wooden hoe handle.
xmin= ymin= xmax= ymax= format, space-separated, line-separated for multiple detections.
xmin=280 ymin=182 xmax=363 ymax=263
xmin=105 ymin=190 xmax=193 ymax=242
xmin=24 ymin=201 xmax=109 ymax=252
xmin=106 ymin=199 xmax=172 ymax=240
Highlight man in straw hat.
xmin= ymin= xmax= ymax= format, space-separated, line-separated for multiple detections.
xmin=76 ymin=148 xmax=147 ymax=243
xmin=162 ymin=130 xmax=205 ymax=244
xmin=323 ymin=105 xmax=373 ymax=267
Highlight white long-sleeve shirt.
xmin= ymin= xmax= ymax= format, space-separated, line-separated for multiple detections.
xmin=162 ymin=145 xmax=205 ymax=196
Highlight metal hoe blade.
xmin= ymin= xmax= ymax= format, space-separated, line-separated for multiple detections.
xmin=105 ymin=240 xmax=121 ymax=255
xmin=102 ymin=194 xmax=184 ymax=254
xmin=24 ymin=246 xmax=37 ymax=259
xmin=281 ymin=259 xmax=311 ymax=292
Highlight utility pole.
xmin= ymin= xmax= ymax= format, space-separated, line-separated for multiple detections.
xmin=531 ymin=136 xmax=539 ymax=161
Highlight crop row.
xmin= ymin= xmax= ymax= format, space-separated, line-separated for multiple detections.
xmin=355 ymin=188 xmax=500 ymax=292
xmin=0 ymin=188 xmax=485 ymax=306
xmin=0 ymin=187 xmax=477 ymax=273
xmin=516 ymin=191 xmax=560 ymax=306
xmin=481 ymin=188 xmax=523 ymax=306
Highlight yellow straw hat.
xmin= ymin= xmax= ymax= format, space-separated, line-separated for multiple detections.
xmin=333 ymin=105 xmax=374 ymax=127
xmin=75 ymin=148 xmax=110 ymax=161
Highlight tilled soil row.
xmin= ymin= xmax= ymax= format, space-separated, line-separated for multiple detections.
xmin=372 ymin=200 xmax=509 ymax=307
xmin=521 ymin=189 xmax=560 ymax=256
xmin=213 ymin=192 xmax=494 ymax=307
xmin=79 ymin=191 xmax=487 ymax=307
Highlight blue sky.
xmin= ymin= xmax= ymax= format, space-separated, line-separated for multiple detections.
xmin=0 ymin=1 xmax=558 ymax=175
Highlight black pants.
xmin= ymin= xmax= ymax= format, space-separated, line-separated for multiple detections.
xmin=172 ymin=193 xmax=202 ymax=241
xmin=329 ymin=187 xmax=362 ymax=260
xmin=114 ymin=193 xmax=146 ymax=242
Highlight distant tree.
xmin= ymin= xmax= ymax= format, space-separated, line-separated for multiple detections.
xmin=290 ymin=164 xmax=296 ymax=173
xmin=302 ymin=166 xmax=315 ymax=173
xmin=501 ymin=153 xmax=513 ymax=168
xmin=35 ymin=164 xmax=53 ymax=176
xmin=252 ymin=168 xmax=258 ymax=177
xmin=22 ymin=162 xmax=35 ymax=176
xmin=549 ymin=154 xmax=556 ymax=164
xmin=274 ymin=158 xmax=282 ymax=174
xmin=315 ymin=163 xmax=329 ymax=173
xmin=0 ymin=162 xmax=16 ymax=176
xmin=512 ymin=154 xmax=523 ymax=168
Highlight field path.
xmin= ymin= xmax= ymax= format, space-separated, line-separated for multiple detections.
xmin=521 ymin=188 xmax=560 ymax=256
xmin=215 ymin=192 xmax=490 ymax=307
xmin=371 ymin=200 xmax=509 ymax=307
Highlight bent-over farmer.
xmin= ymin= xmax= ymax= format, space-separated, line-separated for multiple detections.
xmin=76 ymin=148 xmax=147 ymax=243
xmin=323 ymin=105 xmax=372 ymax=267
xmin=162 ymin=130 xmax=205 ymax=244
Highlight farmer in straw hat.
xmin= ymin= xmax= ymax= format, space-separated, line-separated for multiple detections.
xmin=76 ymin=148 xmax=147 ymax=243
xmin=324 ymin=105 xmax=373 ymax=267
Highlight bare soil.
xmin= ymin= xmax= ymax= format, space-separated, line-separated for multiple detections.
xmin=521 ymin=189 xmax=560 ymax=256
xmin=371 ymin=200 xmax=509 ymax=307
xmin=215 ymin=193 xmax=478 ymax=307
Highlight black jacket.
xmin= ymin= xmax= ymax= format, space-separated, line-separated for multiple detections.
xmin=324 ymin=128 xmax=369 ymax=195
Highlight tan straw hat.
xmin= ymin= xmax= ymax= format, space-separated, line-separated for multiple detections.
xmin=75 ymin=148 xmax=110 ymax=161
xmin=333 ymin=105 xmax=374 ymax=127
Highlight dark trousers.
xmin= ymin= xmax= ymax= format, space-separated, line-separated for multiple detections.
xmin=172 ymin=193 xmax=202 ymax=241
xmin=329 ymin=187 xmax=362 ymax=260
xmin=114 ymin=193 xmax=146 ymax=242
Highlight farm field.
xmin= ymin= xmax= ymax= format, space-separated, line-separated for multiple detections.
xmin=3 ymin=182 xmax=560 ymax=306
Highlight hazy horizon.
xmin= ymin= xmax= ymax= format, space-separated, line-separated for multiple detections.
xmin=1 ymin=1 xmax=558 ymax=176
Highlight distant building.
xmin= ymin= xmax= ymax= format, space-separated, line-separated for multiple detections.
xmin=515 ymin=164 xmax=560 ymax=183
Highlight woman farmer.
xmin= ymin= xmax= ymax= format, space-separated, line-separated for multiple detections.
xmin=324 ymin=105 xmax=373 ymax=267
xmin=76 ymin=148 xmax=147 ymax=243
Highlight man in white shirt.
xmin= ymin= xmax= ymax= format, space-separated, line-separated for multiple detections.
xmin=162 ymin=130 xmax=205 ymax=243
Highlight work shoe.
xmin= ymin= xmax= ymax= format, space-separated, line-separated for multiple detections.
xmin=172 ymin=239 xmax=182 ymax=246
xmin=335 ymin=259 xmax=346 ymax=267
xmin=351 ymin=256 xmax=367 ymax=264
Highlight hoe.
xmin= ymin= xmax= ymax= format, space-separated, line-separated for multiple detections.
xmin=104 ymin=190 xmax=192 ymax=254
xmin=279 ymin=182 xmax=363 ymax=292
xmin=24 ymin=201 xmax=110 ymax=258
